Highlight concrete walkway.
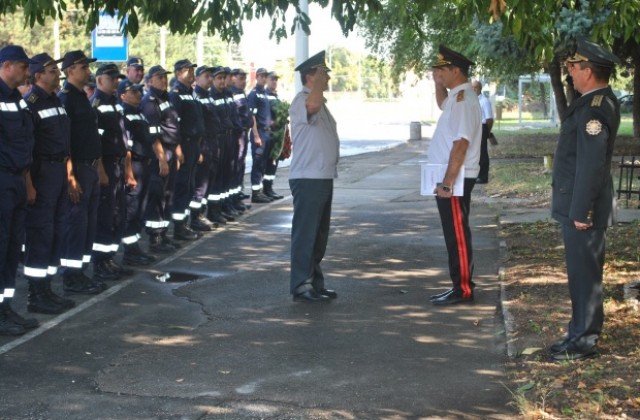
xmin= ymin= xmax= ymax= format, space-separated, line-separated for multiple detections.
xmin=0 ymin=140 xmax=517 ymax=419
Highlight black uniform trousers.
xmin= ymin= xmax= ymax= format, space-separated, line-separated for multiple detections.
xmin=250 ymin=127 xmax=271 ymax=189
xmin=124 ymin=158 xmax=152 ymax=243
xmin=173 ymin=137 xmax=200 ymax=221
xmin=235 ymin=129 xmax=250 ymax=189
xmin=94 ymin=156 xmax=126 ymax=262
xmin=144 ymin=146 xmax=177 ymax=233
xmin=229 ymin=129 xmax=242 ymax=193
xmin=561 ymin=223 xmax=605 ymax=349
xmin=63 ymin=162 xmax=99 ymax=270
xmin=194 ymin=137 xmax=219 ymax=208
xmin=435 ymin=178 xmax=476 ymax=298
xmin=0 ymin=171 xmax=27 ymax=298
xmin=24 ymin=159 xmax=69 ymax=282
xmin=289 ymin=178 xmax=333 ymax=294
xmin=212 ymin=131 xmax=234 ymax=199
xmin=478 ymin=124 xmax=490 ymax=182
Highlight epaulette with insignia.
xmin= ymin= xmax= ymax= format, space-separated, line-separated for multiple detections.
xmin=456 ymin=90 xmax=465 ymax=102
xmin=92 ymin=98 xmax=101 ymax=107
xmin=27 ymin=93 xmax=39 ymax=103
xmin=591 ymin=95 xmax=603 ymax=107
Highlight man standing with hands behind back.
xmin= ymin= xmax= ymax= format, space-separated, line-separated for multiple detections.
xmin=288 ymin=51 xmax=339 ymax=303
xmin=549 ymin=39 xmax=621 ymax=361
xmin=427 ymin=45 xmax=481 ymax=306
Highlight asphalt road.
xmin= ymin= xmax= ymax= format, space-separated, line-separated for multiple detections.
xmin=0 ymin=140 xmax=515 ymax=419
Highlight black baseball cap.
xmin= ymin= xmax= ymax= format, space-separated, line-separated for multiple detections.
xmin=95 ymin=63 xmax=125 ymax=78
xmin=29 ymin=53 xmax=63 ymax=74
xmin=148 ymin=65 xmax=171 ymax=78
xmin=255 ymin=67 xmax=269 ymax=76
xmin=117 ymin=79 xmax=144 ymax=96
xmin=61 ymin=50 xmax=97 ymax=70
xmin=195 ymin=65 xmax=216 ymax=77
xmin=231 ymin=68 xmax=247 ymax=76
xmin=0 ymin=45 xmax=37 ymax=64
xmin=268 ymin=71 xmax=279 ymax=79
xmin=174 ymin=59 xmax=197 ymax=72
xmin=126 ymin=56 xmax=144 ymax=68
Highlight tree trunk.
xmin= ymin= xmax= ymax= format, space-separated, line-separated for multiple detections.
xmin=539 ymin=82 xmax=548 ymax=119
xmin=549 ymin=55 xmax=568 ymax=120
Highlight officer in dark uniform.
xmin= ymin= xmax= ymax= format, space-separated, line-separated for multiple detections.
xmin=91 ymin=63 xmax=131 ymax=280
xmin=84 ymin=75 xmax=96 ymax=99
xmin=140 ymin=65 xmax=181 ymax=253
xmin=126 ymin=57 xmax=145 ymax=84
xmin=208 ymin=66 xmax=236 ymax=224
xmin=169 ymin=59 xmax=205 ymax=240
xmin=58 ymin=50 xmax=104 ymax=295
xmin=23 ymin=52 xmax=76 ymax=315
xmin=549 ymin=39 xmax=621 ymax=361
xmin=192 ymin=65 xmax=219 ymax=232
xmin=0 ymin=45 xmax=38 ymax=336
xmin=223 ymin=66 xmax=247 ymax=216
xmin=263 ymin=71 xmax=284 ymax=200
xmin=118 ymin=80 xmax=157 ymax=265
xmin=230 ymin=68 xmax=253 ymax=204
xmin=248 ymin=67 xmax=273 ymax=203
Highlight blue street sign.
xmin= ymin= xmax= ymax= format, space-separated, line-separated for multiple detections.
xmin=91 ymin=12 xmax=128 ymax=62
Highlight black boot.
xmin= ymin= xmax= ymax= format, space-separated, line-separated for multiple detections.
xmin=161 ymin=231 xmax=183 ymax=249
xmin=123 ymin=242 xmax=157 ymax=266
xmin=106 ymin=258 xmax=135 ymax=277
xmin=149 ymin=232 xmax=176 ymax=253
xmin=174 ymin=220 xmax=200 ymax=241
xmin=190 ymin=208 xmax=215 ymax=232
xmin=63 ymin=270 xmax=102 ymax=295
xmin=27 ymin=280 xmax=69 ymax=315
xmin=2 ymin=300 xmax=38 ymax=329
xmin=263 ymin=180 xmax=284 ymax=200
xmin=93 ymin=258 xmax=120 ymax=281
xmin=207 ymin=203 xmax=227 ymax=225
xmin=0 ymin=302 xmax=26 ymax=336
xmin=42 ymin=281 xmax=75 ymax=310
xmin=251 ymin=189 xmax=273 ymax=203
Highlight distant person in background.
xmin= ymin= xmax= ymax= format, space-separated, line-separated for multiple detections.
xmin=83 ymin=75 xmax=96 ymax=99
xmin=472 ymin=80 xmax=493 ymax=184
xmin=288 ymin=51 xmax=339 ymax=303
xmin=126 ymin=57 xmax=145 ymax=84
xmin=549 ymin=39 xmax=621 ymax=362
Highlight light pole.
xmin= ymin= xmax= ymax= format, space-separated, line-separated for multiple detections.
xmin=294 ymin=0 xmax=309 ymax=93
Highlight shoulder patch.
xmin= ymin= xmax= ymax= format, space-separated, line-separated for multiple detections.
xmin=591 ymin=95 xmax=603 ymax=107
xmin=456 ymin=90 xmax=465 ymax=102
xmin=585 ymin=119 xmax=603 ymax=136
xmin=27 ymin=93 xmax=39 ymax=103
xmin=92 ymin=98 xmax=100 ymax=107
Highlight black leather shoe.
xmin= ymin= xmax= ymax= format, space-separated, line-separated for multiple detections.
xmin=293 ymin=290 xmax=331 ymax=303
xmin=2 ymin=302 xmax=39 ymax=329
xmin=265 ymin=190 xmax=284 ymax=200
xmin=431 ymin=292 xmax=474 ymax=305
xmin=549 ymin=337 xmax=571 ymax=353
xmin=63 ymin=273 xmax=102 ymax=295
xmin=316 ymin=288 xmax=337 ymax=299
xmin=93 ymin=260 xmax=120 ymax=281
xmin=475 ymin=178 xmax=488 ymax=184
xmin=251 ymin=191 xmax=273 ymax=203
xmin=430 ymin=288 xmax=454 ymax=301
xmin=551 ymin=344 xmax=598 ymax=361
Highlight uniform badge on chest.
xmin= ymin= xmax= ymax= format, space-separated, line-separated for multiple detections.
xmin=585 ymin=119 xmax=602 ymax=136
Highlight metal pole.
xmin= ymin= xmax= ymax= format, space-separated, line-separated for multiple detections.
xmin=53 ymin=18 xmax=61 ymax=59
xmin=196 ymin=29 xmax=205 ymax=66
xmin=295 ymin=0 xmax=309 ymax=93
xmin=160 ymin=26 xmax=167 ymax=68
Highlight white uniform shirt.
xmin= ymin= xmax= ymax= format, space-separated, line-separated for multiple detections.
xmin=288 ymin=87 xmax=340 ymax=180
xmin=478 ymin=94 xmax=493 ymax=124
xmin=428 ymin=82 xmax=482 ymax=178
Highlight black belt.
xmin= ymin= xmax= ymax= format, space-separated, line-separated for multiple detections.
xmin=74 ymin=158 xmax=100 ymax=167
xmin=0 ymin=166 xmax=28 ymax=175
xmin=36 ymin=155 xmax=69 ymax=163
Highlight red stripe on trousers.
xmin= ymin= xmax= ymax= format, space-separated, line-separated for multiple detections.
xmin=451 ymin=197 xmax=472 ymax=298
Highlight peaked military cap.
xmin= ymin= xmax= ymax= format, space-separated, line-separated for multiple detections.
xmin=148 ymin=65 xmax=171 ymax=78
xmin=195 ymin=65 xmax=216 ymax=77
xmin=29 ymin=53 xmax=63 ymax=74
xmin=117 ymin=79 xmax=143 ymax=96
xmin=255 ymin=67 xmax=269 ymax=76
xmin=0 ymin=45 xmax=37 ymax=64
xmin=61 ymin=50 xmax=97 ymax=70
xmin=566 ymin=38 xmax=621 ymax=68
xmin=294 ymin=50 xmax=331 ymax=72
xmin=211 ymin=66 xmax=226 ymax=77
xmin=174 ymin=59 xmax=197 ymax=72
xmin=96 ymin=63 xmax=125 ymax=78
xmin=223 ymin=66 xmax=232 ymax=74
xmin=431 ymin=45 xmax=474 ymax=73
xmin=127 ymin=56 xmax=144 ymax=67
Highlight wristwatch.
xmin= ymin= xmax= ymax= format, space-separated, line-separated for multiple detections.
xmin=441 ymin=185 xmax=451 ymax=193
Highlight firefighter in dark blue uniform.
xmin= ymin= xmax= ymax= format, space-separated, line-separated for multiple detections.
xmin=0 ymin=45 xmax=38 ymax=336
xmin=247 ymin=67 xmax=273 ymax=203
xmin=224 ymin=67 xmax=247 ymax=216
xmin=91 ymin=63 xmax=131 ymax=280
xmin=118 ymin=79 xmax=156 ymax=266
xmin=23 ymin=53 xmax=76 ymax=316
xmin=263 ymin=71 xmax=285 ymax=200
xmin=126 ymin=57 xmax=145 ymax=85
xmin=169 ymin=59 xmax=205 ymax=240
xmin=191 ymin=65 xmax=219 ymax=232
xmin=58 ymin=50 xmax=105 ymax=295
xmin=230 ymin=68 xmax=253 ymax=201
xmin=208 ymin=66 xmax=236 ymax=224
xmin=140 ymin=65 xmax=181 ymax=253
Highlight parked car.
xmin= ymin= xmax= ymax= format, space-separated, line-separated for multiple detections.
xmin=619 ymin=94 xmax=633 ymax=113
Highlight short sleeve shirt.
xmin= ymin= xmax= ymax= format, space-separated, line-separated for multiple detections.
xmin=288 ymin=87 xmax=340 ymax=180
xmin=428 ymin=82 xmax=482 ymax=178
